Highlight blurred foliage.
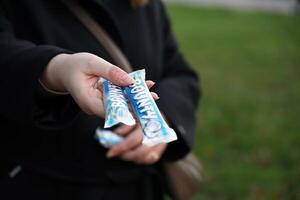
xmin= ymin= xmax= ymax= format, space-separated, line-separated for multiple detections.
xmin=167 ymin=5 xmax=300 ymax=200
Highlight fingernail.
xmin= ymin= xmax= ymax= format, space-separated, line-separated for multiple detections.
xmin=121 ymin=74 xmax=134 ymax=85
xmin=152 ymin=92 xmax=159 ymax=99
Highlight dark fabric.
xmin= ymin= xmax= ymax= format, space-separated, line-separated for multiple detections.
xmin=0 ymin=0 xmax=201 ymax=198
xmin=0 ymin=168 xmax=164 ymax=200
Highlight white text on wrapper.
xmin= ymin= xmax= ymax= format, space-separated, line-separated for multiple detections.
xmin=129 ymin=79 xmax=157 ymax=119
xmin=108 ymin=82 xmax=127 ymax=107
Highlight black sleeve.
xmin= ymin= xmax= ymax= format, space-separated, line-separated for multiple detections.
xmin=154 ymin=2 xmax=201 ymax=161
xmin=0 ymin=10 xmax=78 ymax=129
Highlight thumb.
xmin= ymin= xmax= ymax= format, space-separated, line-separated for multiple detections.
xmin=87 ymin=56 xmax=134 ymax=86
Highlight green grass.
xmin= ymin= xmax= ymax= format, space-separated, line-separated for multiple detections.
xmin=167 ymin=5 xmax=300 ymax=200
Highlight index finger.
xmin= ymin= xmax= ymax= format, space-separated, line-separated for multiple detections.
xmin=87 ymin=55 xmax=134 ymax=86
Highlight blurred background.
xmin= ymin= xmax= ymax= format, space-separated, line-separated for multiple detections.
xmin=164 ymin=0 xmax=300 ymax=199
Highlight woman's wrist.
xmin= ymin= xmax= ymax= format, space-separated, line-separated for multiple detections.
xmin=38 ymin=79 xmax=69 ymax=95
xmin=40 ymin=53 xmax=70 ymax=93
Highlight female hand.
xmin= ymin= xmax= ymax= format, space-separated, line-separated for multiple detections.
xmin=106 ymin=124 xmax=167 ymax=165
xmin=105 ymin=81 xmax=167 ymax=165
xmin=40 ymin=52 xmax=134 ymax=118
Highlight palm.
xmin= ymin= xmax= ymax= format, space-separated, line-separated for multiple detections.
xmin=72 ymin=74 xmax=105 ymax=117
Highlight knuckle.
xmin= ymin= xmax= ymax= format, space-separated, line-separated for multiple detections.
xmin=115 ymin=146 xmax=124 ymax=153
xmin=117 ymin=125 xmax=131 ymax=135
xmin=108 ymin=66 xmax=125 ymax=82
xmin=117 ymin=145 xmax=128 ymax=154
xmin=124 ymin=153 xmax=136 ymax=161
xmin=111 ymin=147 xmax=121 ymax=155
xmin=108 ymin=66 xmax=119 ymax=76
xmin=121 ymin=154 xmax=130 ymax=161
xmin=132 ymin=136 xmax=142 ymax=145
xmin=87 ymin=57 xmax=99 ymax=70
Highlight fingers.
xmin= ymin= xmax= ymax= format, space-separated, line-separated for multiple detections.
xmin=145 ymin=80 xmax=159 ymax=100
xmin=114 ymin=124 xmax=136 ymax=136
xmin=105 ymin=121 xmax=167 ymax=165
xmin=120 ymin=145 xmax=149 ymax=162
xmin=151 ymin=92 xmax=159 ymax=100
xmin=108 ymin=66 xmax=135 ymax=86
xmin=146 ymin=80 xmax=155 ymax=89
xmin=120 ymin=143 xmax=167 ymax=165
xmin=139 ymin=144 xmax=166 ymax=164
xmin=86 ymin=54 xmax=134 ymax=86
xmin=106 ymin=126 xmax=143 ymax=158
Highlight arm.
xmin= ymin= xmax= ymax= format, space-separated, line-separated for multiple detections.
xmin=0 ymin=13 xmax=70 ymax=126
xmin=0 ymin=11 xmax=134 ymax=129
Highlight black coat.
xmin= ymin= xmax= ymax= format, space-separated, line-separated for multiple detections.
xmin=0 ymin=0 xmax=200 ymax=185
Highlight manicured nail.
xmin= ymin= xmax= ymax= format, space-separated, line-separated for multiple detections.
xmin=151 ymin=92 xmax=159 ymax=100
xmin=148 ymin=81 xmax=155 ymax=89
xmin=129 ymin=82 xmax=135 ymax=86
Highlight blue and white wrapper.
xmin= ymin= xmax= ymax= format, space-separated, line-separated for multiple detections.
xmin=103 ymin=79 xmax=135 ymax=128
xmin=95 ymin=128 xmax=124 ymax=148
xmin=124 ymin=69 xmax=177 ymax=146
